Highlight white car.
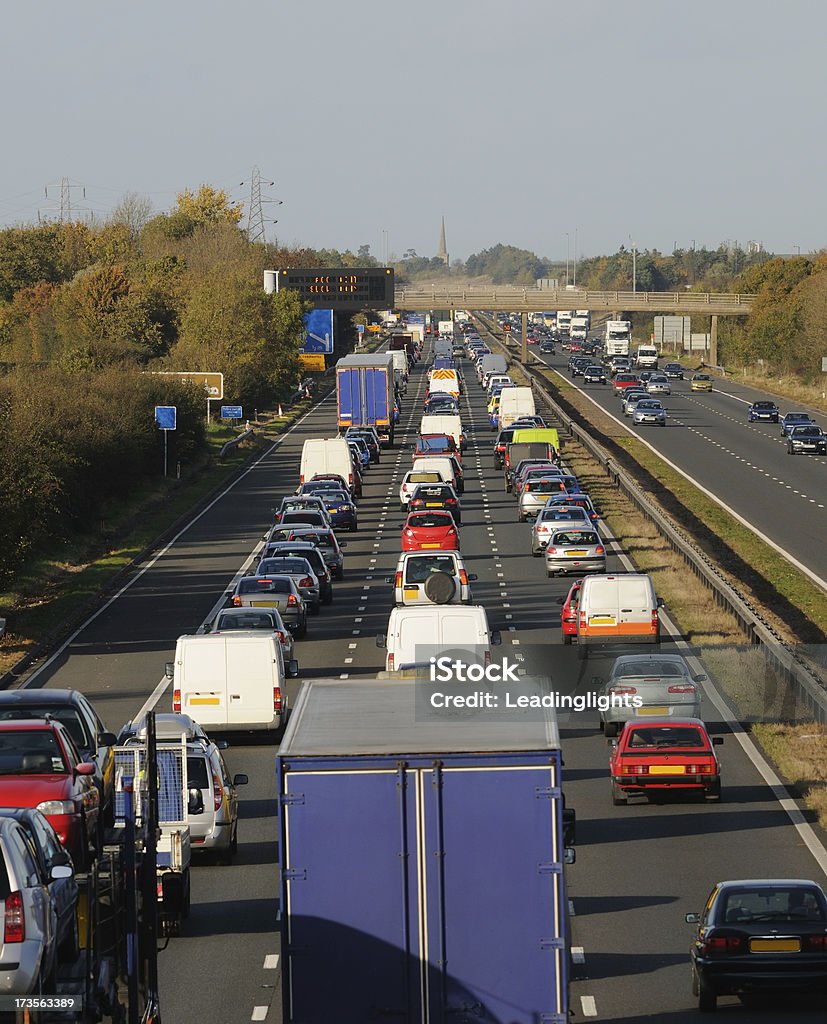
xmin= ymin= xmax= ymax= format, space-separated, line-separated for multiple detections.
xmin=646 ymin=375 xmax=671 ymax=396
xmin=399 ymin=469 xmax=447 ymax=509
xmin=388 ymin=551 xmax=477 ymax=606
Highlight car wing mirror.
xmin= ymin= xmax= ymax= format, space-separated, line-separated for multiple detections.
xmin=693 ymin=673 xmax=707 ymax=682
xmin=215 ymin=739 xmax=229 ymax=750
xmin=376 ymin=634 xmax=387 ymax=649
xmin=656 ymin=597 xmax=665 ymax=608
xmin=339 ymin=541 xmax=347 ymax=548
xmin=685 ymin=912 xmax=700 ymax=924
xmin=468 ymin=573 xmax=478 ymax=582
xmin=98 ymin=731 xmax=117 ymax=748
xmin=490 ymin=631 xmax=502 ymax=646
xmin=233 ymin=773 xmax=249 ymax=787
xmin=51 ymin=864 xmax=74 ymax=881
xmin=287 ymin=660 xmax=300 ymax=678
xmin=164 ymin=662 xmax=175 ymax=679
xmin=564 ymin=847 xmax=576 ymax=866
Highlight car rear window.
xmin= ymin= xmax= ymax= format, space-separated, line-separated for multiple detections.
xmin=237 ymin=577 xmax=292 ymax=595
xmin=281 ymin=512 xmax=325 ymax=526
xmin=0 ymin=729 xmax=67 ymax=775
xmin=408 ymin=513 xmax=453 ymax=528
xmin=187 ymin=755 xmax=210 ymax=791
xmin=551 ymin=531 xmax=599 ymax=545
xmin=614 ymin=661 xmax=685 ymax=678
xmin=626 ymin=727 xmax=707 ymax=748
xmin=0 ymin=706 xmax=90 ymax=750
xmin=215 ymin=612 xmax=277 ymax=631
xmin=404 ymin=555 xmax=458 ymax=582
xmin=721 ymin=888 xmax=825 ymax=922
xmin=289 ymin=531 xmax=335 ymax=550
xmin=260 ymin=558 xmax=312 ymax=575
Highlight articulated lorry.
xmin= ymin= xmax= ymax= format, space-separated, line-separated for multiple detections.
xmin=336 ymin=353 xmax=395 ymax=446
xmin=605 ymin=320 xmax=632 ymax=357
xmin=277 ymin=679 xmax=575 ymax=1024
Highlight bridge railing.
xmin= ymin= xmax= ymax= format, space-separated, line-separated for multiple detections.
xmin=395 ymin=287 xmax=756 ymax=310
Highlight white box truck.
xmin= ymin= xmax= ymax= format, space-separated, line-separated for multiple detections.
xmin=300 ymin=438 xmax=355 ymax=488
xmin=605 ymin=320 xmax=632 ymax=357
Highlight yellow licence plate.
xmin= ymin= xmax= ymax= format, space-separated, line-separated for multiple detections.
xmin=566 ymin=550 xmax=587 ymax=557
xmin=649 ymin=764 xmax=685 ymax=775
xmin=638 ymin=706 xmax=668 ymax=715
xmin=426 ymin=502 xmax=442 ymax=507
xmin=403 ymin=587 xmax=419 ymax=598
xmin=590 ymin=616 xmax=616 ymax=625
xmin=750 ymin=938 xmax=800 ymax=953
xmin=251 ymin=600 xmax=277 ymax=607
xmin=421 ymin=543 xmax=441 ymax=549
xmin=190 ymin=697 xmax=220 ymax=706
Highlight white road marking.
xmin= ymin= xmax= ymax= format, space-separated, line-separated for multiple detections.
xmin=568 ymin=899 xmax=576 ymax=916
xmin=572 ymin=946 xmax=586 ymax=964
xmin=263 ymin=954 xmax=279 ymax=970
xmin=251 ymin=1007 xmax=269 ymax=1022
xmin=580 ymin=995 xmax=598 ymax=1017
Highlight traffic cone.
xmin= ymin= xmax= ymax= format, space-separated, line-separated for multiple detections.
xmin=278 ymin=404 xmax=283 ymax=418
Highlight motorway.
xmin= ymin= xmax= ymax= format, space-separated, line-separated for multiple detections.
xmin=529 ymin=342 xmax=827 ymax=585
xmin=15 ymin=336 xmax=827 ymax=1022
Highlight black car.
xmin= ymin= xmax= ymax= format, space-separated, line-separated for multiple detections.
xmin=663 ymin=362 xmax=685 ymax=379
xmin=686 ymin=879 xmax=827 ymax=1011
xmin=409 ymin=483 xmax=462 ymax=524
xmin=539 ymin=340 xmax=555 ymax=354
xmin=787 ymin=424 xmax=827 ymax=455
xmin=583 ymin=364 xmax=607 ymax=384
xmin=0 ymin=689 xmax=116 ymax=826
xmin=748 ymin=400 xmax=780 ymax=423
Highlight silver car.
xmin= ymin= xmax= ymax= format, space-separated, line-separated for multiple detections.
xmin=256 ymin=556 xmax=321 ymax=614
xmin=518 ymin=478 xmax=575 ymax=521
xmin=544 ymin=528 xmax=606 ymax=578
xmin=531 ymin=506 xmax=592 ymax=555
xmin=622 ymin=390 xmax=650 ymax=416
xmin=389 ymin=551 xmax=477 ymax=606
xmin=205 ymin=606 xmax=296 ymax=664
xmin=597 ymin=653 xmax=705 ymax=736
xmin=229 ymin=574 xmax=307 ymax=637
xmin=646 ymin=375 xmax=671 ymax=395
xmin=0 ymin=814 xmax=72 ymax=993
xmin=633 ymin=399 xmax=667 ymax=426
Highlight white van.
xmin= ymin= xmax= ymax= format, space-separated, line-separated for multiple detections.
xmin=634 ymin=345 xmax=659 ymax=369
xmin=419 ymin=414 xmax=464 ymax=451
xmin=427 ymin=369 xmax=460 ymax=397
xmin=300 ymin=438 xmax=354 ymax=489
xmin=575 ymin=573 xmax=663 ymax=656
xmin=376 ymin=605 xmax=501 ymax=672
xmin=390 ymin=349 xmax=409 ymax=381
xmin=477 ymin=353 xmax=508 ymax=382
xmin=498 ymin=387 xmax=536 ymax=429
xmin=411 ymin=455 xmax=462 ymax=494
xmin=168 ymin=634 xmax=298 ymax=731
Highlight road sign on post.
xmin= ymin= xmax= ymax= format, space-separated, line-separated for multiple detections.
xmin=221 ymin=406 xmax=243 ymax=420
xmin=149 ymin=371 xmax=223 ymax=425
xmin=155 ymin=406 xmax=176 ymax=477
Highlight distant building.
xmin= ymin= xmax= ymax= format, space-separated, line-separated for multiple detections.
xmin=436 ymin=217 xmax=449 ymax=266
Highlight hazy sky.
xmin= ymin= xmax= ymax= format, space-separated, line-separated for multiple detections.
xmin=1 ymin=1 xmax=823 ymax=261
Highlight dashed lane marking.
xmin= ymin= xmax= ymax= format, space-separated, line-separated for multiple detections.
xmin=263 ymin=954 xmax=279 ymax=970
xmin=572 ymin=947 xmax=586 ymax=965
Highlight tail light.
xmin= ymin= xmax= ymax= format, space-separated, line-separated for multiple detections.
xmin=651 ymin=609 xmax=660 ymax=628
xmin=232 ymin=596 xmax=241 ymax=606
xmin=411 ymin=499 xmax=423 ymax=508
xmin=394 ymin=571 xmax=403 ymax=588
xmin=275 ymin=631 xmax=286 ymax=645
xmin=388 ymin=654 xmax=395 ymax=670
xmin=299 ymin=474 xmax=305 ymax=484
xmin=274 ymin=687 xmax=283 ymax=714
xmin=405 ymin=529 xmax=414 ymax=537
xmin=484 ymin=650 xmax=491 ymax=667
xmin=211 ymin=766 xmax=223 ymax=811
xmin=157 ymin=879 xmax=164 ymax=900
xmin=622 ymin=765 xmax=649 ymax=775
xmin=298 ymin=576 xmax=313 ymax=588
xmin=610 ymin=685 xmax=637 ymax=695
xmin=338 ymin=505 xmax=350 ymax=512
xmin=459 ymin=569 xmax=468 ymax=586
xmin=806 ymin=935 xmax=827 ymax=949
xmin=348 ymin=473 xmax=353 ymax=485
xmin=546 ymin=546 xmax=557 ymax=554
xmin=668 ymin=684 xmax=696 ymax=694
xmin=4 ymin=891 xmax=24 ymax=943
xmin=173 ymin=689 xmax=181 ymax=712
xmin=446 ymin=498 xmax=457 ymax=505
xmin=595 ymin=546 xmax=605 ymax=555
xmin=701 ymin=937 xmax=742 ymax=954
xmin=287 ymin=595 xmax=298 ymax=606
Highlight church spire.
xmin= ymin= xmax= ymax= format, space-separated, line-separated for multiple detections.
xmin=437 ymin=216 xmax=449 ymax=266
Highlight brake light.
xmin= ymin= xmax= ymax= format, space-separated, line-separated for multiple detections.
xmin=652 ymin=609 xmax=660 ymax=626
xmin=459 ymin=569 xmax=468 ymax=585
xmin=299 ymin=474 xmax=305 ymax=484
xmin=173 ymin=689 xmax=181 ymax=712
xmin=484 ymin=650 xmax=491 ymax=667
xmin=388 ymin=654 xmax=395 ymax=671
xmin=668 ymin=684 xmax=696 ymax=694
xmin=595 ymin=546 xmax=605 ymax=555
xmin=806 ymin=935 xmax=827 ymax=949
xmin=298 ymin=576 xmax=313 ymax=588
xmin=232 ymin=596 xmax=241 ymax=607
xmin=702 ymin=936 xmax=742 ymax=954
xmin=610 ymin=685 xmax=637 ymax=695
xmin=287 ymin=595 xmax=298 ymax=606
xmin=4 ymin=891 xmax=24 ymax=943
xmin=622 ymin=765 xmax=649 ymax=775
xmin=274 ymin=686 xmax=283 ymax=714
xmin=212 ymin=766 xmax=223 ymax=811
xmin=275 ymin=631 xmax=286 ymax=645
xmin=546 ymin=546 xmax=556 ymax=554
xmin=395 ymin=571 xmax=403 ymax=588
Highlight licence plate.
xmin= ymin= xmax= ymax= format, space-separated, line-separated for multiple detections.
xmin=649 ymin=764 xmax=685 ymax=775
xmin=637 ymin=706 xmax=668 ymax=715
xmin=421 ymin=543 xmax=441 ymax=549
xmin=403 ymin=587 xmax=419 ymax=598
xmin=251 ymin=600 xmax=277 ymax=607
xmin=426 ymin=502 xmax=441 ymax=507
xmin=750 ymin=938 xmax=800 ymax=953
xmin=190 ymin=697 xmax=220 ymax=706
xmin=590 ymin=616 xmax=615 ymax=625
xmin=566 ymin=549 xmax=587 ymax=556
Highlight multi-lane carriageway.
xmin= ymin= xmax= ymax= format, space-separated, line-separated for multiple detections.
xmin=17 ymin=339 xmax=827 ymax=1022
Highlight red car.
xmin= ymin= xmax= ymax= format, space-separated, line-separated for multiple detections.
xmin=612 ymin=373 xmax=642 ymax=394
xmin=609 ymin=719 xmax=722 ymax=805
xmin=0 ymin=720 xmax=99 ymax=868
xmin=557 ymin=579 xmax=582 ymax=645
xmin=401 ymin=511 xmax=460 ymax=552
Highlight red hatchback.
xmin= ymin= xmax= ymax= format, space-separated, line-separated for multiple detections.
xmin=609 ymin=719 xmax=723 ymax=805
xmin=0 ymin=720 xmax=99 ymax=867
xmin=612 ymin=373 xmax=642 ymax=394
xmin=401 ymin=511 xmax=460 ymax=552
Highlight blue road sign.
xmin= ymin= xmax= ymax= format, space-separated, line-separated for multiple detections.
xmin=301 ymin=308 xmax=334 ymax=353
xmin=155 ymin=406 xmax=177 ymax=430
xmin=221 ymin=405 xmax=243 ymax=419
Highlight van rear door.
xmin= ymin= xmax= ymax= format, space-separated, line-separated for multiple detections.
xmin=617 ymin=577 xmax=654 ymax=634
xmin=225 ymin=636 xmax=280 ymax=727
xmin=180 ymin=637 xmax=227 ymax=727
